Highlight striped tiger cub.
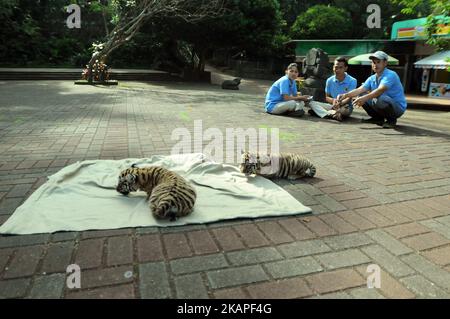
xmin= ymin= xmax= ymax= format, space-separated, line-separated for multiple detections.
xmin=240 ymin=151 xmax=316 ymax=180
xmin=116 ymin=164 xmax=196 ymax=221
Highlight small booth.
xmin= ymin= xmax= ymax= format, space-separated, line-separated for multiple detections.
xmin=414 ymin=51 xmax=450 ymax=99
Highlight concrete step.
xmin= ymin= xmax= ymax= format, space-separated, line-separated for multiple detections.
xmin=0 ymin=68 xmax=181 ymax=81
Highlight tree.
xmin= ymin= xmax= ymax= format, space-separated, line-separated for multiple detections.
xmin=392 ymin=0 xmax=449 ymax=51
xmin=86 ymin=0 xmax=224 ymax=82
xmin=290 ymin=5 xmax=353 ymax=39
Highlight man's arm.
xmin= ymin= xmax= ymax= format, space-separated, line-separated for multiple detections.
xmin=282 ymin=94 xmax=311 ymax=102
xmin=337 ymin=85 xmax=368 ymax=101
xmin=352 ymin=85 xmax=388 ymax=107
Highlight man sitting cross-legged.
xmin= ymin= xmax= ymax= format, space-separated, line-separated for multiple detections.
xmin=308 ymin=57 xmax=357 ymax=122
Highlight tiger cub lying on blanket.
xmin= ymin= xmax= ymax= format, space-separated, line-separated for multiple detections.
xmin=116 ymin=164 xmax=196 ymax=221
xmin=240 ymin=151 xmax=316 ymax=180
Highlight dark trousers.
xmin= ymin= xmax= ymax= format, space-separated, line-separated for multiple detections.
xmin=363 ymin=95 xmax=404 ymax=122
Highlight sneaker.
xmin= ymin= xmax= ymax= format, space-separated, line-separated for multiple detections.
xmin=331 ymin=112 xmax=343 ymax=122
xmin=362 ymin=117 xmax=384 ymax=126
xmin=308 ymin=109 xmax=319 ymax=117
xmin=290 ymin=109 xmax=305 ymax=117
xmin=382 ymin=120 xmax=397 ymax=129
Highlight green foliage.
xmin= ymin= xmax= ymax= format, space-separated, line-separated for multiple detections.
xmin=290 ymin=5 xmax=352 ymax=39
xmin=392 ymin=0 xmax=449 ymax=51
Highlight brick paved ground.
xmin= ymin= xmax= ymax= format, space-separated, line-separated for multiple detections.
xmin=0 ymin=79 xmax=449 ymax=299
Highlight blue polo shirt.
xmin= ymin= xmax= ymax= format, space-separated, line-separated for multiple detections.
xmin=265 ymin=75 xmax=297 ymax=113
xmin=325 ymin=73 xmax=357 ymax=109
xmin=362 ymin=68 xmax=407 ymax=111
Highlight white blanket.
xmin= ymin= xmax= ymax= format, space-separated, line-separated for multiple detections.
xmin=0 ymin=153 xmax=311 ymax=234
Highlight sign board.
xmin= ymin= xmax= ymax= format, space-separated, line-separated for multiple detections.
xmin=429 ymin=82 xmax=450 ymax=99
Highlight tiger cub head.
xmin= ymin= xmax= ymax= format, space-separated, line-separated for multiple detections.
xmin=116 ymin=166 xmax=139 ymax=195
xmin=239 ymin=151 xmax=260 ymax=176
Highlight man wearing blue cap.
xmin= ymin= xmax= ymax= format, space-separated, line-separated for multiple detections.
xmin=336 ymin=51 xmax=407 ymax=128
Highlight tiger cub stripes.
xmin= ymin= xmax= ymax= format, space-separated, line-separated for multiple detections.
xmin=240 ymin=151 xmax=316 ymax=180
xmin=116 ymin=165 xmax=196 ymax=221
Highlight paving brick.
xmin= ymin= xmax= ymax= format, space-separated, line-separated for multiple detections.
xmin=175 ymin=273 xmax=209 ymax=299
xmin=302 ymin=216 xmax=337 ymax=237
xmin=0 ymin=248 xmax=13 ymax=272
xmin=342 ymin=197 xmax=380 ymax=210
xmin=42 ymin=241 xmax=75 ymax=273
xmin=51 ymin=232 xmax=78 ymax=242
xmin=422 ymin=245 xmax=450 ymax=266
xmin=401 ymin=254 xmax=450 ymax=290
xmin=386 ymin=202 xmax=428 ymax=221
xmin=213 ymin=287 xmax=248 ymax=299
xmin=372 ymin=205 xmax=411 ymax=224
xmin=355 ymin=207 xmax=395 ymax=227
xmin=233 ymin=224 xmax=269 ymax=248
xmin=107 ymin=236 xmax=133 ymax=266
xmin=314 ymin=195 xmax=347 ymax=212
xmin=435 ymin=215 xmax=450 ymax=227
xmin=278 ymin=218 xmax=316 ymax=240
xmin=67 ymin=284 xmax=136 ymax=299
xmin=187 ymin=230 xmax=219 ymax=255
xmin=0 ymin=278 xmax=30 ymax=298
xmin=361 ymin=245 xmax=415 ymax=277
xmin=402 ymin=232 xmax=450 ymax=251
xmin=308 ymin=204 xmax=330 ymax=214
xmin=336 ymin=211 xmax=376 ymax=231
xmin=4 ymin=245 xmax=44 ymax=279
xmin=349 ymin=287 xmax=385 ymax=299
xmin=318 ymin=184 xmax=352 ymax=194
xmin=385 ymin=222 xmax=431 ymax=239
xmin=278 ymin=239 xmax=331 ymax=258
xmin=330 ymin=191 xmax=367 ymax=202
xmin=139 ymin=262 xmax=172 ymax=299
xmin=265 ymin=256 xmax=323 ymax=279
xmin=81 ymin=228 xmax=133 ymax=239
xmin=402 ymin=200 xmax=445 ymax=219
xmin=28 ymin=273 xmax=66 ymax=298
xmin=246 ymin=277 xmax=313 ymax=299
xmin=365 ymin=229 xmax=413 ymax=256
xmin=305 ymin=269 xmax=365 ymax=294
xmin=355 ymin=265 xmax=415 ymax=299
xmin=137 ymin=234 xmax=164 ymax=262
xmin=6 ymin=183 xmax=34 ymax=198
xmin=82 ymin=265 xmax=134 ymax=289
xmin=323 ymin=233 xmax=373 ymax=250
xmin=227 ymin=247 xmax=282 ymax=266
xmin=211 ymin=227 xmax=245 ymax=252
xmin=400 ymin=275 xmax=450 ymax=299
xmin=207 ymin=265 xmax=269 ymax=289
xmin=163 ymin=233 xmax=193 ymax=260
xmin=0 ymin=197 xmax=25 ymax=215
xmin=420 ymin=220 xmax=450 ymax=240
xmin=315 ymin=249 xmax=370 ymax=270
xmin=318 ymin=214 xmax=358 ymax=234
xmin=309 ymin=292 xmax=352 ymax=299
xmin=75 ymin=238 xmax=104 ymax=269
xmin=256 ymin=221 xmax=294 ymax=244
xmin=170 ymin=253 xmax=228 ymax=275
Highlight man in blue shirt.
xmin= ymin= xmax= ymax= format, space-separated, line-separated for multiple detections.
xmin=337 ymin=51 xmax=407 ymax=128
xmin=265 ymin=63 xmax=311 ymax=116
xmin=308 ymin=57 xmax=357 ymax=121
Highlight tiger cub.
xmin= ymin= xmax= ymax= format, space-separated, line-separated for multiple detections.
xmin=116 ymin=164 xmax=196 ymax=221
xmin=240 ymin=152 xmax=316 ymax=180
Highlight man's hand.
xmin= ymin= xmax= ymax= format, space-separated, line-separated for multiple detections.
xmin=352 ymin=95 xmax=369 ymax=108
xmin=336 ymin=93 xmax=347 ymax=103
xmin=298 ymin=95 xmax=311 ymax=102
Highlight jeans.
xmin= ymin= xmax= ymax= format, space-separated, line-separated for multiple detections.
xmin=363 ymin=95 xmax=404 ymax=122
